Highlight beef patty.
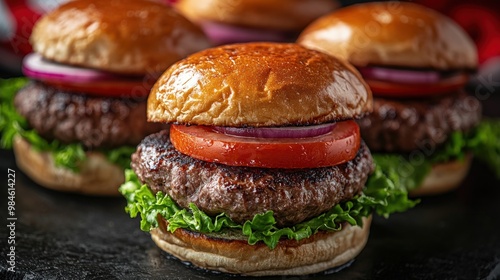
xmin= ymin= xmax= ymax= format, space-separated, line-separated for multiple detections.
xmin=131 ymin=130 xmax=374 ymax=227
xmin=357 ymin=91 xmax=481 ymax=153
xmin=14 ymin=81 xmax=165 ymax=148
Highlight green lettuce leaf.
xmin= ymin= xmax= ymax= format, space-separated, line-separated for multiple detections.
xmin=119 ymin=163 xmax=418 ymax=249
xmin=0 ymin=78 xmax=29 ymax=148
xmin=372 ymin=154 xmax=432 ymax=192
xmin=0 ymin=78 xmax=134 ymax=171
xmin=465 ymin=120 xmax=500 ymax=179
xmin=430 ymin=120 xmax=500 ymax=177
xmin=372 ymin=119 xmax=500 ymax=191
xmin=429 ymin=131 xmax=469 ymax=163
xmin=102 ymin=146 xmax=136 ymax=171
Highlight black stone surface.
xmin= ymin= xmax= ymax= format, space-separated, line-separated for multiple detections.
xmin=1 ymin=90 xmax=499 ymax=280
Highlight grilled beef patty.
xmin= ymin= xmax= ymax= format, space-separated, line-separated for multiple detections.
xmin=131 ymin=129 xmax=374 ymax=227
xmin=14 ymin=81 xmax=165 ymax=148
xmin=357 ymin=91 xmax=481 ymax=153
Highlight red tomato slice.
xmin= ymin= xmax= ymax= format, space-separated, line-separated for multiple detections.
xmin=170 ymin=121 xmax=361 ymax=169
xmin=43 ymin=79 xmax=153 ymax=98
xmin=367 ymin=73 xmax=469 ymax=97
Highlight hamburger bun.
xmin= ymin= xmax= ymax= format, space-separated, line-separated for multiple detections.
xmin=298 ymin=2 xmax=479 ymax=196
xmin=297 ymin=2 xmax=477 ymax=70
xmin=410 ymin=155 xmax=472 ymax=197
xmin=14 ymin=0 xmax=210 ymax=196
xmin=152 ymin=215 xmax=372 ymax=276
xmin=174 ymin=0 xmax=338 ymax=32
xmin=121 ymin=42 xmax=381 ymax=276
xmin=13 ymin=136 xmax=124 ymax=196
xmin=148 ymin=43 xmax=372 ymax=127
xmin=31 ymin=0 xmax=211 ymax=75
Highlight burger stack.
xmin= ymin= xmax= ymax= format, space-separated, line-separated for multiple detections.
xmin=120 ymin=42 xmax=416 ymax=276
xmin=171 ymin=0 xmax=338 ymax=44
xmin=1 ymin=0 xmax=424 ymax=277
xmin=7 ymin=0 xmax=210 ymax=195
xmin=298 ymin=2 xmax=498 ymax=196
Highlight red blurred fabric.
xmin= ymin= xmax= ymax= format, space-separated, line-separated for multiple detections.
xmin=1 ymin=0 xmax=42 ymax=56
xmin=415 ymin=0 xmax=500 ymax=65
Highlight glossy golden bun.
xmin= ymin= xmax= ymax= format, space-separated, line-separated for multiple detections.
xmin=151 ymin=216 xmax=371 ymax=276
xmin=410 ymin=155 xmax=472 ymax=197
xmin=148 ymin=43 xmax=372 ymax=127
xmin=31 ymin=0 xmax=211 ymax=75
xmin=298 ymin=2 xmax=477 ymax=70
xmin=13 ymin=136 xmax=123 ymax=196
xmin=174 ymin=0 xmax=338 ymax=32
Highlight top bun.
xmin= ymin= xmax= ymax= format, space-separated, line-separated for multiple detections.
xmin=31 ymin=0 xmax=211 ymax=75
xmin=148 ymin=43 xmax=372 ymax=127
xmin=298 ymin=2 xmax=477 ymax=70
xmin=174 ymin=0 xmax=338 ymax=32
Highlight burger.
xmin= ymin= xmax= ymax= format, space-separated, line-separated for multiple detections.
xmin=2 ymin=0 xmax=211 ymax=195
xmin=120 ymin=42 xmax=416 ymax=276
xmin=298 ymin=2 xmax=499 ymax=196
xmin=171 ymin=0 xmax=338 ymax=45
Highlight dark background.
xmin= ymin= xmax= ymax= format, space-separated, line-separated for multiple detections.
xmin=0 ymin=88 xmax=499 ymax=280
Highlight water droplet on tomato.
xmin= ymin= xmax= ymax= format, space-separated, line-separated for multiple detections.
xmin=221 ymin=142 xmax=236 ymax=152
xmin=203 ymin=138 xmax=214 ymax=147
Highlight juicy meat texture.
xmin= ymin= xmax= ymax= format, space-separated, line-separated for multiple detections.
xmin=14 ymin=81 xmax=166 ymax=148
xmin=131 ymin=130 xmax=374 ymax=227
xmin=357 ymin=91 xmax=482 ymax=153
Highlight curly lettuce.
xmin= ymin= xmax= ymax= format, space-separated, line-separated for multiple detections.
xmin=373 ymin=120 xmax=500 ymax=191
xmin=0 ymin=78 xmax=134 ymax=171
xmin=0 ymin=77 xmax=29 ymax=148
xmin=119 ymin=118 xmax=499 ymax=249
xmin=120 ymin=164 xmax=418 ymax=249
xmin=464 ymin=120 xmax=500 ymax=179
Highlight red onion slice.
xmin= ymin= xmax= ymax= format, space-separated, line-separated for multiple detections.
xmin=213 ymin=123 xmax=337 ymax=139
xmin=359 ymin=67 xmax=441 ymax=84
xmin=22 ymin=53 xmax=125 ymax=83
xmin=201 ymin=21 xmax=290 ymax=45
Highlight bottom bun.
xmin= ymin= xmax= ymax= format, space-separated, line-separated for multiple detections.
xmin=410 ymin=155 xmax=472 ymax=197
xmin=151 ymin=215 xmax=372 ymax=276
xmin=13 ymin=136 xmax=124 ymax=196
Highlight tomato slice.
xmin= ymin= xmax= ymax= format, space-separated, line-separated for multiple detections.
xmin=43 ymin=79 xmax=152 ymax=98
xmin=169 ymin=121 xmax=361 ymax=169
xmin=366 ymin=73 xmax=469 ymax=97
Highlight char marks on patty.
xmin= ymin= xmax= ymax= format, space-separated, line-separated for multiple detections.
xmin=357 ymin=91 xmax=481 ymax=153
xmin=14 ymin=81 xmax=166 ymax=148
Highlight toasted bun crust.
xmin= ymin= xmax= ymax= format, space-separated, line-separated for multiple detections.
xmin=31 ymin=0 xmax=211 ymax=75
xmin=13 ymin=136 xmax=123 ymax=196
xmin=148 ymin=43 xmax=372 ymax=127
xmin=174 ymin=0 xmax=338 ymax=31
xmin=410 ymin=155 xmax=472 ymax=197
xmin=151 ymin=216 xmax=371 ymax=276
xmin=298 ymin=2 xmax=477 ymax=70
